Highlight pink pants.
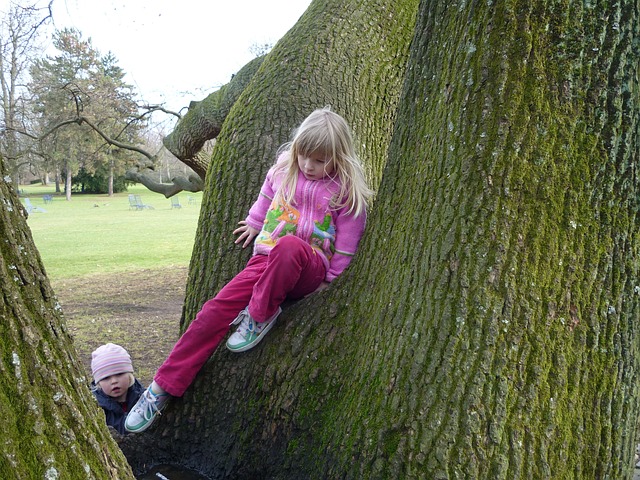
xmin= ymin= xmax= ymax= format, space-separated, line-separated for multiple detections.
xmin=154 ymin=235 xmax=326 ymax=397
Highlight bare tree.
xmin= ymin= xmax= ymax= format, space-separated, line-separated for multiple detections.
xmin=0 ymin=1 xmax=52 ymax=184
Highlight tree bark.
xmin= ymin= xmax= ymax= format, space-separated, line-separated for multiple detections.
xmin=329 ymin=2 xmax=640 ymax=478
xmin=128 ymin=0 xmax=640 ymax=478
xmin=0 ymin=156 xmax=135 ymax=478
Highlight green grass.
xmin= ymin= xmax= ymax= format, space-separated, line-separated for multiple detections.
xmin=20 ymin=183 xmax=202 ymax=280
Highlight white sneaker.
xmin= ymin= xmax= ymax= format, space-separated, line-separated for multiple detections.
xmin=124 ymin=386 xmax=170 ymax=433
xmin=226 ymin=307 xmax=281 ymax=353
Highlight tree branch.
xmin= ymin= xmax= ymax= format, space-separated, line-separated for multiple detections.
xmin=78 ymin=115 xmax=155 ymax=161
xmin=6 ymin=114 xmax=156 ymax=162
xmin=163 ymin=55 xmax=265 ymax=178
xmin=124 ymin=169 xmax=203 ymax=197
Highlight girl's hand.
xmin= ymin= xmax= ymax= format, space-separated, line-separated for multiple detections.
xmin=233 ymin=221 xmax=259 ymax=248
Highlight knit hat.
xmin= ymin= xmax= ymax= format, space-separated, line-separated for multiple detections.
xmin=91 ymin=343 xmax=133 ymax=383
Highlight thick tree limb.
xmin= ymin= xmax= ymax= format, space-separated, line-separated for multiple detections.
xmin=124 ymin=169 xmax=203 ymax=197
xmin=163 ymin=55 xmax=265 ymax=178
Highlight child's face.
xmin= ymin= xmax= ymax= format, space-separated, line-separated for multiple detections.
xmin=297 ymin=151 xmax=334 ymax=180
xmin=98 ymin=372 xmax=131 ymax=402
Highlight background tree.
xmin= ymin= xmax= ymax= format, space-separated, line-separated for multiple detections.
xmin=28 ymin=28 xmax=142 ymax=199
xmin=78 ymin=51 xmax=142 ymax=195
xmin=120 ymin=0 xmax=640 ymax=479
xmin=0 ymin=1 xmax=51 ymax=185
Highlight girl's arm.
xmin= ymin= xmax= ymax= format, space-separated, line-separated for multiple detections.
xmin=326 ymin=208 xmax=367 ymax=282
xmin=245 ymin=168 xmax=277 ymax=231
xmin=236 ymin=166 xmax=278 ymax=250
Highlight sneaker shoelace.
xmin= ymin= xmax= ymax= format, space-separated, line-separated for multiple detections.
xmin=134 ymin=388 xmax=164 ymax=421
xmin=233 ymin=310 xmax=256 ymax=338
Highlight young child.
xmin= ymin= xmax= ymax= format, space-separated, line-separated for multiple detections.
xmin=125 ymin=107 xmax=372 ymax=433
xmin=91 ymin=343 xmax=145 ymax=435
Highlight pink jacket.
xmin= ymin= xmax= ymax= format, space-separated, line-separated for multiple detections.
xmin=245 ymin=159 xmax=366 ymax=282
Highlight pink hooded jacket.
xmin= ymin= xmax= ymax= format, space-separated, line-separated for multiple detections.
xmin=245 ymin=155 xmax=367 ymax=282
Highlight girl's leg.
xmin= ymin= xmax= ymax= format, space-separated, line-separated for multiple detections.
xmin=154 ymin=255 xmax=268 ymax=397
xmin=248 ymin=235 xmax=326 ymax=321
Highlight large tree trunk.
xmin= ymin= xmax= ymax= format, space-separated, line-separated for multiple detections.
xmin=0 ymin=155 xmax=134 ymax=478
xmin=340 ymin=1 xmax=640 ymax=478
xmin=122 ymin=0 xmax=640 ymax=478
xmin=64 ymin=159 xmax=72 ymax=201
xmin=121 ymin=0 xmax=420 ymax=474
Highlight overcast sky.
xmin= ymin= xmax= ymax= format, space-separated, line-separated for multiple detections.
xmin=5 ymin=0 xmax=312 ymax=115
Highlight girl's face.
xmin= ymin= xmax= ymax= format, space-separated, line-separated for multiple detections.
xmin=297 ymin=151 xmax=334 ymax=180
xmin=98 ymin=372 xmax=131 ymax=402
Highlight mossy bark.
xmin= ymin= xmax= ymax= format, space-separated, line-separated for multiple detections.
xmin=0 ymin=156 xmax=134 ymax=478
xmin=123 ymin=0 xmax=640 ymax=479
xmin=338 ymin=1 xmax=639 ymax=478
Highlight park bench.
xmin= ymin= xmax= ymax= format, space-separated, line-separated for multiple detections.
xmin=43 ymin=195 xmax=53 ymax=204
xmin=128 ymin=194 xmax=154 ymax=210
xmin=23 ymin=198 xmax=46 ymax=213
xmin=170 ymin=196 xmax=182 ymax=209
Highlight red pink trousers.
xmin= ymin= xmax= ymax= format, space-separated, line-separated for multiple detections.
xmin=154 ymin=235 xmax=326 ymax=397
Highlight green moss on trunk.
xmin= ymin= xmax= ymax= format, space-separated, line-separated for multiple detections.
xmin=0 ymin=156 xmax=134 ymax=478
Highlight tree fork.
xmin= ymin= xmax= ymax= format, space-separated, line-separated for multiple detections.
xmin=120 ymin=0 xmax=420 ymax=476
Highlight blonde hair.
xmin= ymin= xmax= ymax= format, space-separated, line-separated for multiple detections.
xmin=274 ymin=107 xmax=372 ymax=216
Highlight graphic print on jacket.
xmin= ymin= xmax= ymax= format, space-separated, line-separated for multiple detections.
xmin=256 ymin=200 xmax=336 ymax=261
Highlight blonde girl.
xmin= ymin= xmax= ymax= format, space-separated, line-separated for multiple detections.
xmin=126 ymin=107 xmax=372 ymax=433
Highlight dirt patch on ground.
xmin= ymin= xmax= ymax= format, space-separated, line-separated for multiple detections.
xmin=52 ymin=267 xmax=187 ymax=386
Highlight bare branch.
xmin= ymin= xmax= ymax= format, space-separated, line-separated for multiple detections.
xmin=6 ymin=118 xmax=80 ymax=140
xmin=78 ymin=115 xmax=155 ymax=161
xmin=139 ymin=104 xmax=183 ymax=120
xmin=6 ymin=114 xmax=156 ymax=164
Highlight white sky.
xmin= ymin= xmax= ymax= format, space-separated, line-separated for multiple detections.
xmin=9 ymin=0 xmax=311 ymax=115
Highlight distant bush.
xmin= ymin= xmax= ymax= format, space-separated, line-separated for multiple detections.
xmin=72 ymin=167 xmax=133 ymax=194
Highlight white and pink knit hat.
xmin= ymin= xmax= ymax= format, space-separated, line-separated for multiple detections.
xmin=91 ymin=343 xmax=133 ymax=383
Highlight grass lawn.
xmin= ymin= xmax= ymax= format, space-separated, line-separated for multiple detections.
xmin=18 ymin=183 xmax=203 ymax=384
xmin=21 ymin=183 xmax=202 ymax=279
